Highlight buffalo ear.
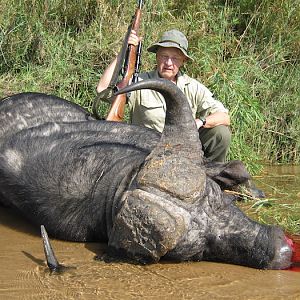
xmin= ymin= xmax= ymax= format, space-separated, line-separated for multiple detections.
xmin=108 ymin=189 xmax=189 ymax=263
xmin=205 ymin=160 xmax=251 ymax=190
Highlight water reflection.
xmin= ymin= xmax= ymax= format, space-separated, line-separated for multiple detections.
xmin=254 ymin=165 xmax=300 ymax=200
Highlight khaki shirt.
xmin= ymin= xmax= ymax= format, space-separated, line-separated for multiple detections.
xmin=128 ymin=70 xmax=228 ymax=133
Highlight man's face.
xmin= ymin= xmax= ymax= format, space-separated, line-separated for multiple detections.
xmin=156 ymin=47 xmax=186 ymax=81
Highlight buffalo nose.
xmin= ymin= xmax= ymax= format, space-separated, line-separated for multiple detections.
xmin=267 ymin=235 xmax=293 ymax=270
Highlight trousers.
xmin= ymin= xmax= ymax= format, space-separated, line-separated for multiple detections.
xmin=198 ymin=125 xmax=231 ymax=162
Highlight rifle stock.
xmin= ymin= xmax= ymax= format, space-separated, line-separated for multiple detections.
xmin=106 ymin=1 xmax=143 ymax=122
xmin=105 ymin=82 xmax=127 ymax=122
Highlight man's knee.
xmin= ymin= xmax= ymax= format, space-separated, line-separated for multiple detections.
xmin=199 ymin=125 xmax=231 ymax=162
xmin=211 ymin=125 xmax=231 ymax=148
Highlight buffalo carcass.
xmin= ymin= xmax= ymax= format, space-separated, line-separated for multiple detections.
xmin=0 ymin=79 xmax=293 ymax=270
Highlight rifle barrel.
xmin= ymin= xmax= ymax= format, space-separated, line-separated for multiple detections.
xmin=105 ymin=0 xmax=143 ymax=121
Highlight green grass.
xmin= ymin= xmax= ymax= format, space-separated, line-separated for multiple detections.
xmin=237 ymin=167 xmax=300 ymax=235
xmin=0 ymin=0 xmax=299 ymax=171
xmin=238 ymin=197 xmax=300 ymax=235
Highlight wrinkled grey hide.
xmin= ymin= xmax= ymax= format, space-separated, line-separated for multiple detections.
xmin=0 ymin=80 xmax=292 ymax=269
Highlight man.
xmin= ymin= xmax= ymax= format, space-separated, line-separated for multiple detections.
xmin=97 ymin=29 xmax=231 ymax=162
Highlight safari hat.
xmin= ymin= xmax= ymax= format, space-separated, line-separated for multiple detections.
xmin=147 ymin=29 xmax=193 ymax=60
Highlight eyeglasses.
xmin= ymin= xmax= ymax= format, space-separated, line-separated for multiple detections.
xmin=157 ymin=54 xmax=183 ymax=64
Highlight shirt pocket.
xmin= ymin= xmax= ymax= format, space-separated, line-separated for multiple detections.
xmin=140 ymin=90 xmax=165 ymax=109
xmin=134 ymin=90 xmax=165 ymax=132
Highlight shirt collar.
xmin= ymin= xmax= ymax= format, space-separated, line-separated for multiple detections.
xmin=152 ymin=69 xmax=191 ymax=88
xmin=176 ymin=71 xmax=190 ymax=90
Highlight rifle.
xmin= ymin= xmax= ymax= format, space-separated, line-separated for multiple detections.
xmin=93 ymin=0 xmax=144 ymax=121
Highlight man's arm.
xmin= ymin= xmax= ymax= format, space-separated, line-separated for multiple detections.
xmin=193 ymin=81 xmax=230 ymax=129
xmin=195 ymin=112 xmax=230 ymax=129
xmin=96 ymin=56 xmax=118 ymax=94
xmin=96 ymin=31 xmax=140 ymax=94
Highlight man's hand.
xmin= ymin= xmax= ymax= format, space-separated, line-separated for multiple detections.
xmin=97 ymin=30 xmax=142 ymax=94
xmin=195 ymin=113 xmax=230 ymax=129
xmin=195 ymin=118 xmax=204 ymax=129
xmin=128 ymin=30 xmax=141 ymax=46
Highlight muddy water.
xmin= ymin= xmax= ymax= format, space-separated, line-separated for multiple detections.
xmin=254 ymin=165 xmax=300 ymax=202
xmin=1 ymin=166 xmax=300 ymax=300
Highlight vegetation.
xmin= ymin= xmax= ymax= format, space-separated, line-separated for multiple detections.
xmin=236 ymin=190 xmax=300 ymax=235
xmin=0 ymin=0 xmax=299 ymax=170
xmin=239 ymin=167 xmax=300 ymax=235
xmin=0 ymin=0 xmax=299 ymax=234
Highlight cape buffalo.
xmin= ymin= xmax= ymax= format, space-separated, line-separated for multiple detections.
xmin=0 ymin=79 xmax=293 ymax=270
